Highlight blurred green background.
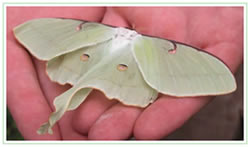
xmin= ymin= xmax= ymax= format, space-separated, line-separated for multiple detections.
xmin=7 ymin=109 xmax=24 ymax=140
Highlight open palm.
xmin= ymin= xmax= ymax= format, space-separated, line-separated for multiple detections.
xmin=7 ymin=7 xmax=243 ymax=140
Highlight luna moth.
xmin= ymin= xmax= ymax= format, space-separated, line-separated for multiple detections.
xmin=13 ymin=18 xmax=236 ymax=135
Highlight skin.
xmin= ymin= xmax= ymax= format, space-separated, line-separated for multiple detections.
xmin=7 ymin=7 xmax=243 ymax=140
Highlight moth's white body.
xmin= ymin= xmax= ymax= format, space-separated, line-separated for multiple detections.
xmin=114 ymin=27 xmax=139 ymax=40
xmin=109 ymin=27 xmax=140 ymax=54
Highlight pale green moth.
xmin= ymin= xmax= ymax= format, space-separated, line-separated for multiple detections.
xmin=13 ymin=18 xmax=236 ymax=135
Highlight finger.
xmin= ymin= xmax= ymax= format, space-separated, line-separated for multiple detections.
xmin=33 ymin=60 xmax=88 ymax=140
xmin=33 ymin=60 xmax=71 ymax=108
xmin=88 ymin=103 xmax=142 ymax=140
xmin=72 ymin=90 xmax=117 ymax=135
xmin=55 ymin=111 xmax=88 ymax=140
xmin=7 ymin=41 xmax=61 ymax=140
xmin=134 ymin=95 xmax=211 ymax=140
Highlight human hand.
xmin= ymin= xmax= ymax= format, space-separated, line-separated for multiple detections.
xmin=7 ymin=7 xmax=243 ymax=140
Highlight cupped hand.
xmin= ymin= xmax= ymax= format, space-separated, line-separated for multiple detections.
xmin=7 ymin=7 xmax=243 ymax=140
